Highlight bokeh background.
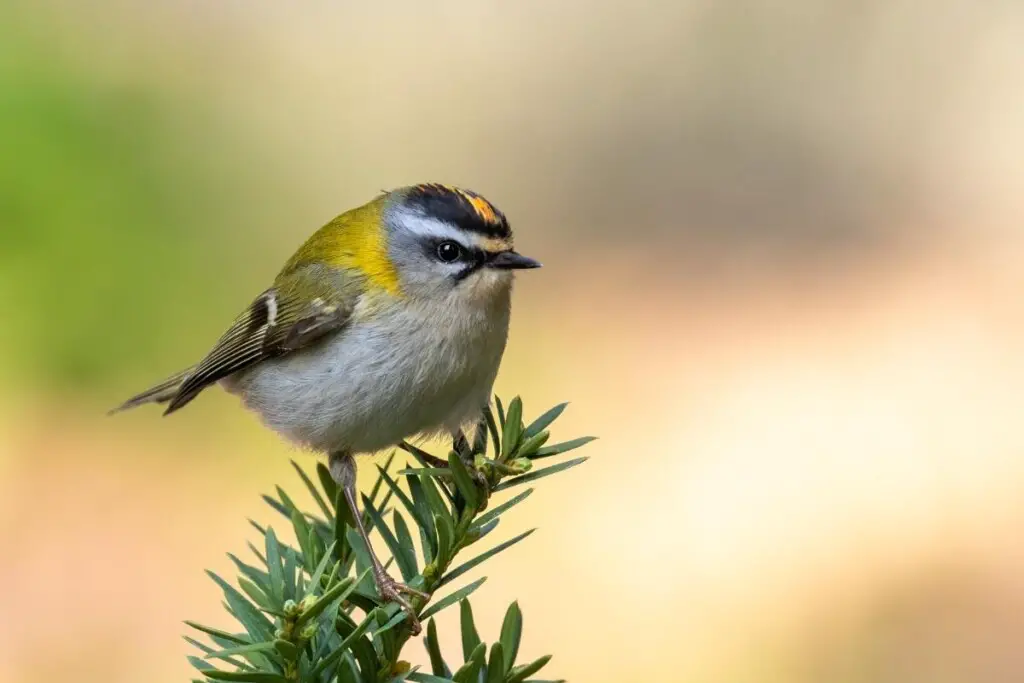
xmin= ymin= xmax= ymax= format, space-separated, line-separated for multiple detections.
xmin=4 ymin=1 xmax=1024 ymax=681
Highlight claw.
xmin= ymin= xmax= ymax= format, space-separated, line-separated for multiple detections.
xmin=374 ymin=571 xmax=429 ymax=635
xmin=395 ymin=582 xmax=430 ymax=601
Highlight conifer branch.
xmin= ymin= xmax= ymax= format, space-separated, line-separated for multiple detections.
xmin=186 ymin=396 xmax=593 ymax=683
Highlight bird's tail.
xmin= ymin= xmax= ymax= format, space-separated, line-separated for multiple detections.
xmin=109 ymin=367 xmax=195 ymax=415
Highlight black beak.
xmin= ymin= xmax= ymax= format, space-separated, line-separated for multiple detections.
xmin=486 ymin=250 xmax=542 ymax=270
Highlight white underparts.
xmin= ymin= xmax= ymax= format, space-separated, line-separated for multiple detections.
xmin=225 ymin=288 xmax=512 ymax=455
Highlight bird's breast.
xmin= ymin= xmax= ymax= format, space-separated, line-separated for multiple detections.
xmin=227 ymin=296 xmax=511 ymax=454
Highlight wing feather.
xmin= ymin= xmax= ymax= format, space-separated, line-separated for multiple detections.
xmin=109 ymin=367 xmax=194 ymax=414
xmin=162 ymin=267 xmax=357 ymax=414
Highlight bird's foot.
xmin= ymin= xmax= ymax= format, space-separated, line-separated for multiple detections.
xmin=468 ymin=467 xmax=491 ymax=512
xmin=453 ymin=432 xmax=491 ymax=511
xmin=373 ymin=570 xmax=429 ymax=635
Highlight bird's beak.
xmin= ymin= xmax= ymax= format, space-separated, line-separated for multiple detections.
xmin=486 ymin=251 xmax=542 ymax=270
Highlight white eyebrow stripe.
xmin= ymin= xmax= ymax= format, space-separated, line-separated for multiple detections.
xmin=393 ymin=208 xmax=481 ymax=247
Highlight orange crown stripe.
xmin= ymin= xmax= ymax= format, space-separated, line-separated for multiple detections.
xmin=409 ymin=183 xmax=506 ymax=231
xmin=465 ymin=194 xmax=499 ymax=224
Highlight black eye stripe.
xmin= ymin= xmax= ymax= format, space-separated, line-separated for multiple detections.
xmin=453 ymin=262 xmax=483 ymax=281
xmin=452 ymin=248 xmax=493 ymax=282
xmin=419 ymin=237 xmax=494 ymax=282
xmin=426 ymin=238 xmax=488 ymax=263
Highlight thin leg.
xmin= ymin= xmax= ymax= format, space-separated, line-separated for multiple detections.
xmin=471 ymin=415 xmax=488 ymax=455
xmin=452 ymin=412 xmax=491 ymax=510
xmin=329 ymin=452 xmax=428 ymax=634
xmin=402 ymin=412 xmax=487 ymax=469
xmin=452 ymin=429 xmax=471 ymax=458
xmin=453 ymin=412 xmax=488 ymax=461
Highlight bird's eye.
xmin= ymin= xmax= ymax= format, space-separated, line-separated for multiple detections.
xmin=436 ymin=241 xmax=463 ymax=263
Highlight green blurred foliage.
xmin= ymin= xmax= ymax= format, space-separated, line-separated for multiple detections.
xmin=0 ymin=18 xmax=276 ymax=395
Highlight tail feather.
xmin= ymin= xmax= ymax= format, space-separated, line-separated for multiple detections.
xmin=109 ymin=367 xmax=194 ymax=415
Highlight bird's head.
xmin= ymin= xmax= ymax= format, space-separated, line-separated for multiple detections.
xmin=291 ymin=184 xmax=539 ymax=306
xmin=380 ymin=184 xmax=541 ymax=304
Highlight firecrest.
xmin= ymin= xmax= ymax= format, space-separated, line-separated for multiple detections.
xmin=113 ymin=183 xmax=540 ymax=632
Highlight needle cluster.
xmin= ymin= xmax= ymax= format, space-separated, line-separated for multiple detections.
xmin=185 ymin=396 xmax=594 ymax=683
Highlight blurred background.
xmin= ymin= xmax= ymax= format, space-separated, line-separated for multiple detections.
xmin=3 ymin=0 xmax=1024 ymax=681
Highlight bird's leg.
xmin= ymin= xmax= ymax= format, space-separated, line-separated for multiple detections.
xmin=453 ymin=412 xmax=489 ymax=462
xmin=328 ymin=452 xmax=428 ymax=634
xmin=452 ymin=429 xmax=472 ymax=460
xmin=452 ymin=414 xmax=491 ymax=509
xmin=471 ymin=415 xmax=489 ymax=456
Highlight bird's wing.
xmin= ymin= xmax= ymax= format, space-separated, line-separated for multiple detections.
xmin=163 ymin=264 xmax=361 ymax=414
xmin=109 ymin=367 xmax=195 ymax=414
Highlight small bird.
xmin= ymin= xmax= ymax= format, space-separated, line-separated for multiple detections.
xmin=113 ymin=184 xmax=540 ymax=632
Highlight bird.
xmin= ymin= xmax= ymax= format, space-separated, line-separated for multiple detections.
xmin=112 ymin=183 xmax=541 ymax=633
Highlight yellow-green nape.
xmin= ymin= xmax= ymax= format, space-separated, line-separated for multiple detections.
xmin=281 ymin=196 xmax=402 ymax=296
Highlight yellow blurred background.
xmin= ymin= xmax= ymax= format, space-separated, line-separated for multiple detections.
xmin=4 ymin=1 xmax=1024 ymax=681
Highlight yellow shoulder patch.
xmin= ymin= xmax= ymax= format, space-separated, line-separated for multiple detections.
xmin=282 ymin=198 xmax=402 ymax=297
